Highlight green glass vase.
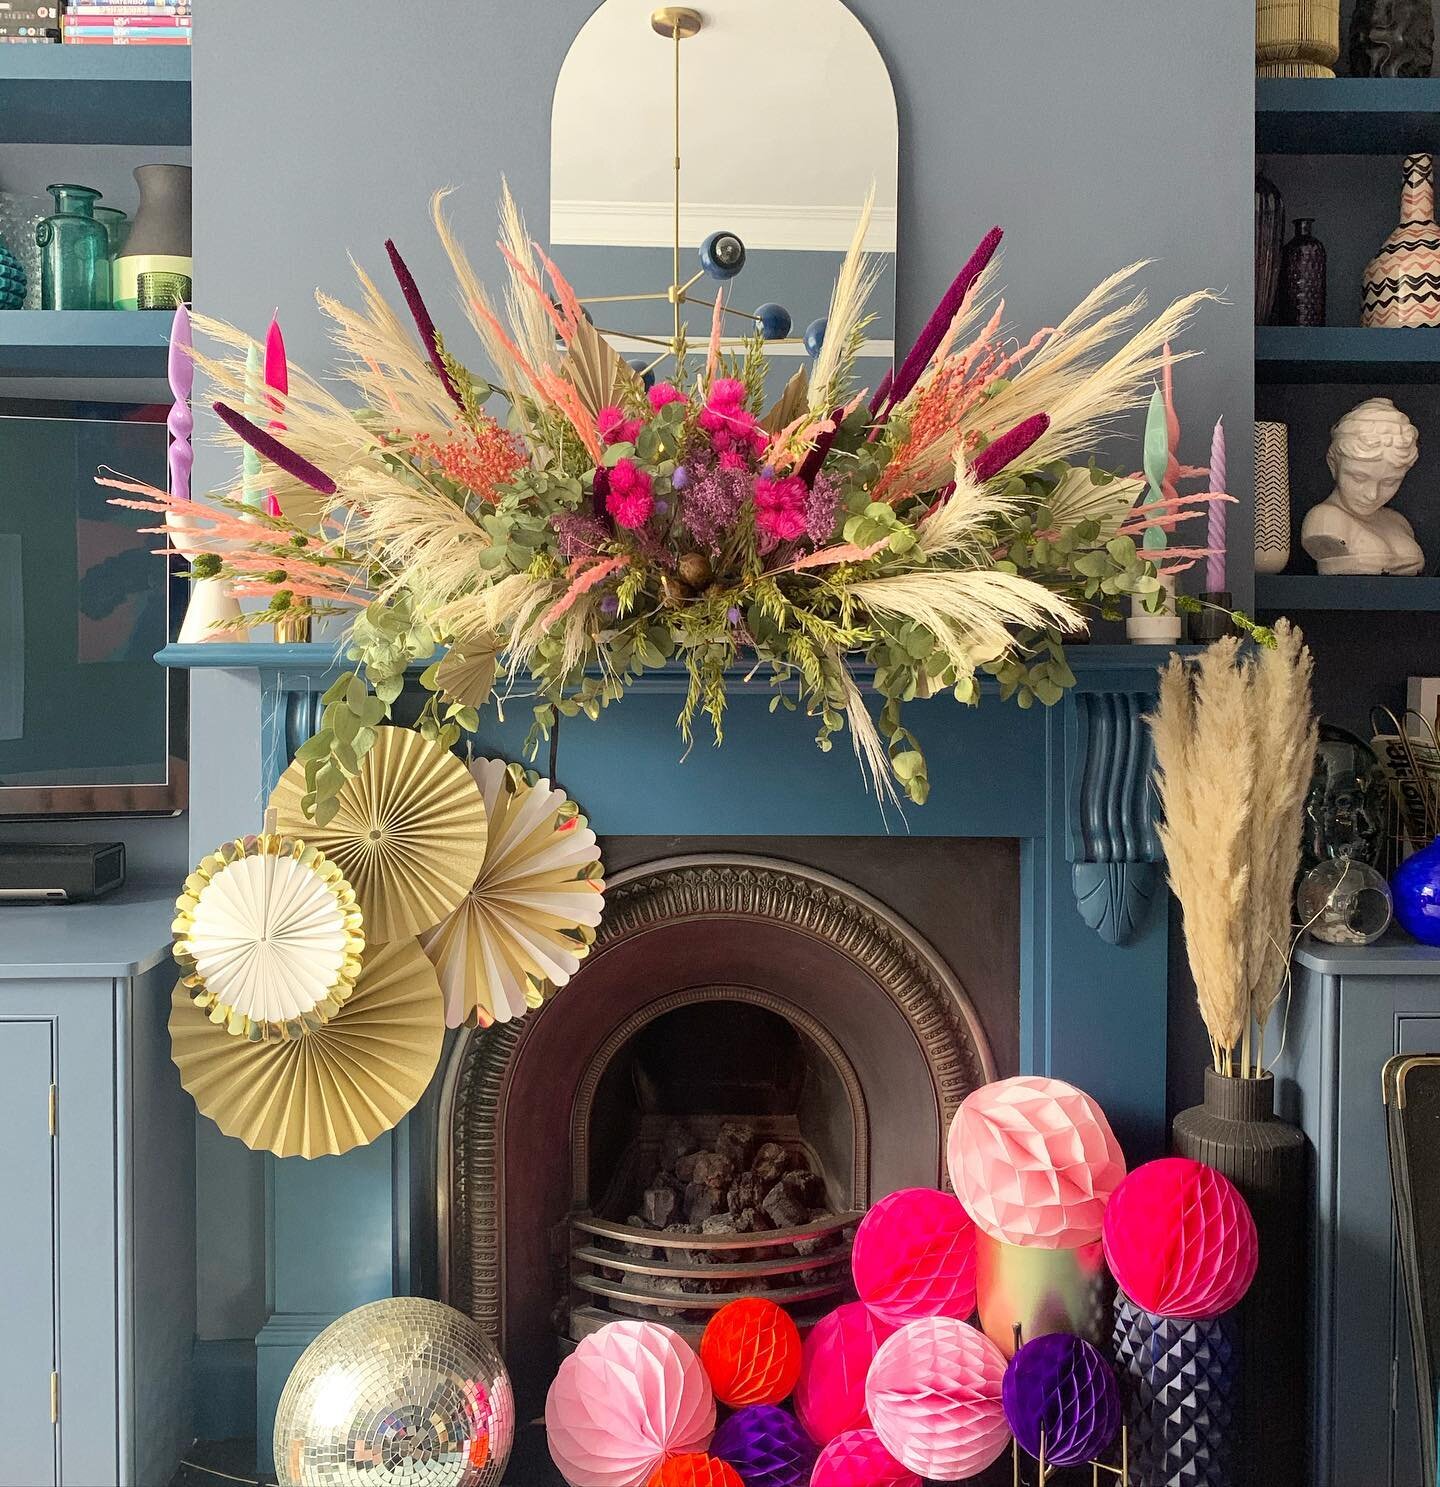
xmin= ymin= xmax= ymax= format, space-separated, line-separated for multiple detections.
xmin=37 ymin=184 xmax=109 ymax=310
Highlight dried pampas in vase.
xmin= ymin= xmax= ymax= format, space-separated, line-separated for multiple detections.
xmin=1149 ymin=621 xmax=1317 ymax=1076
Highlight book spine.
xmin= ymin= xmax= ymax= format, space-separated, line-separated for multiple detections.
xmin=0 ymin=31 xmax=58 ymax=38
xmin=0 ymin=25 xmax=57 ymax=33
xmin=63 ymin=18 xmax=190 ymax=28
xmin=63 ymin=14 xmax=190 ymax=24
xmin=60 ymin=31 xmax=187 ymax=40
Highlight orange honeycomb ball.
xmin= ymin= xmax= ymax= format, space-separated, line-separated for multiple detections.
xmin=699 ymin=1297 xmax=804 ymax=1407
xmin=648 ymin=1452 xmax=745 ymax=1487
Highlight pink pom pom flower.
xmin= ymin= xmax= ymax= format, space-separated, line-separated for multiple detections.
xmin=811 ymin=1428 xmax=920 ymax=1487
xmin=753 ymin=474 xmax=809 ymax=543
xmin=598 ymin=404 xmax=643 ymax=446
xmin=1102 ymin=1157 xmax=1258 ymax=1319
xmin=793 ymin=1301 xmax=893 ymax=1445
xmin=851 ymin=1187 xmax=977 ymax=1326
xmin=648 ymin=382 xmax=687 ymax=411
xmin=866 ymin=1317 xmax=1012 ymax=1481
xmin=606 ymin=458 xmax=656 ymax=530
xmin=948 ymin=1075 xmax=1126 ymax=1248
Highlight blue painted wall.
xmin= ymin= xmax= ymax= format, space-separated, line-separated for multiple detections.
xmin=188 ymin=0 xmax=1256 ymax=1417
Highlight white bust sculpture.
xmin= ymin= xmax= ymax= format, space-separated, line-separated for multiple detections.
xmin=1301 ymin=398 xmax=1426 ymax=576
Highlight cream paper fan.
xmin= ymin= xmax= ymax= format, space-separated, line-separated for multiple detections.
xmin=170 ymin=936 xmax=445 ymax=1159
xmin=173 ymin=834 xmax=364 ymax=1039
xmin=419 ymin=758 xmax=606 ymax=1027
xmin=268 ymin=726 xmax=488 ymax=944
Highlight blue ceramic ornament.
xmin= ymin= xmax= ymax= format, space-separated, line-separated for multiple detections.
xmin=0 ymin=236 xmax=25 ymax=310
xmin=627 ymin=357 xmax=656 ymax=390
xmin=1002 ymin=1332 xmax=1121 ymax=1467
xmin=1393 ymin=838 xmax=1440 ymax=945
xmin=700 ymin=230 xmax=746 ymax=280
xmin=804 ymin=317 xmax=828 ymax=357
xmin=754 ymin=302 xmax=792 ymax=340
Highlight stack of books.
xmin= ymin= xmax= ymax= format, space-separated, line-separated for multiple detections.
xmin=60 ymin=0 xmax=191 ymax=44
xmin=0 ymin=4 xmax=62 ymax=43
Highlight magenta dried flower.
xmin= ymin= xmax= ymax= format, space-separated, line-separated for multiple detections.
xmin=384 ymin=239 xmax=465 ymax=411
xmin=551 ymin=510 xmax=611 ymax=561
xmin=682 ymin=462 xmax=748 ymax=550
xmin=805 ymin=472 xmax=842 ymax=545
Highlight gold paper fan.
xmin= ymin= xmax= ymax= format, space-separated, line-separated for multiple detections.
xmin=170 ymin=936 xmax=445 ymax=1159
xmin=173 ymin=833 xmax=364 ymax=1039
xmin=419 ymin=758 xmax=605 ymax=1028
xmin=268 ymin=726 xmax=488 ymax=944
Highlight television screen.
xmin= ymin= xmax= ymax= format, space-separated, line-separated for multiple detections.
xmin=0 ymin=401 xmax=186 ymax=816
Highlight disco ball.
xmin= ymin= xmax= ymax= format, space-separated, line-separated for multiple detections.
xmin=273 ymin=1297 xmax=514 ymax=1487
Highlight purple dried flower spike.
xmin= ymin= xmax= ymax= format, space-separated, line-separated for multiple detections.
xmin=384 ymin=238 xmax=465 ymax=412
xmin=213 ymin=402 xmax=337 ymax=496
xmin=968 ymin=412 xmax=1050 ymax=484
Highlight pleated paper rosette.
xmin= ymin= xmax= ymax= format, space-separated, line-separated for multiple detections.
xmin=546 ymin=1319 xmax=715 ymax=1487
xmin=793 ymin=1301 xmax=893 ymax=1445
xmin=269 ymin=725 xmax=488 ymax=944
xmin=173 ymin=832 xmax=364 ymax=1038
xmin=865 ymin=1317 xmax=1012 ymax=1480
xmin=810 ymin=1429 xmax=920 ymax=1487
xmin=948 ymin=1075 xmax=1127 ymax=1248
xmin=699 ymin=1297 xmax=802 ymax=1408
xmin=169 ymin=936 xmax=445 ymax=1159
xmin=419 ymin=757 xmax=605 ymax=1028
xmin=1002 ymin=1332 xmax=1121 ymax=1466
xmin=850 ymin=1186 xmax=977 ymax=1324
xmin=1102 ymin=1157 xmax=1258 ymax=1318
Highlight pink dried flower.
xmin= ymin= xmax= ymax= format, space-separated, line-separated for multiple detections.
xmin=605 ymin=458 xmax=655 ymax=529
xmin=805 ymin=472 xmax=842 ymax=545
xmin=719 ymin=448 xmax=747 ymax=472
xmin=754 ymin=473 xmax=809 ymax=543
xmin=682 ymin=462 xmax=748 ymax=550
xmin=648 ymin=382 xmax=687 ymax=411
xmin=551 ymin=510 xmax=611 ymax=561
xmin=700 ymin=376 xmax=764 ymax=456
xmin=597 ymin=403 xmax=643 ymax=446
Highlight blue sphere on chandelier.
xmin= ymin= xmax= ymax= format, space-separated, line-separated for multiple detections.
xmin=699 ymin=230 xmax=746 ymax=280
xmin=627 ymin=357 xmax=656 ymax=390
xmin=753 ymin=302 xmax=792 ymax=341
xmin=804 ymin=316 xmax=828 ymax=357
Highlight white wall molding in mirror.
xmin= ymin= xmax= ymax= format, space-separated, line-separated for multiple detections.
xmin=550 ymin=198 xmax=899 ymax=254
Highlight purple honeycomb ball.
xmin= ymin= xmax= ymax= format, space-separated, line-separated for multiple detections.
xmin=711 ymin=1405 xmax=818 ymax=1487
xmin=1001 ymin=1332 xmax=1121 ymax=1467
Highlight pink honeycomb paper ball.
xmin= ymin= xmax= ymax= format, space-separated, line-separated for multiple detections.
xmin=865 ymin=1317 xmax=1012 ymax=1480
xmin=1102 ymin=1157 xmax=1259 ymax=1319
xmin=948 ymin=1075 xmax=1127 ymax=1248
xmin=546 ymin=1319 xmax=716 ymax=1487
xmin=850 ymin=1187 xmax=977 ymax=1325
xmin=810 ymin=1428 xmax=920 ymax=1487
xmin=792 ymin=1302 xmax=893 ymax=1445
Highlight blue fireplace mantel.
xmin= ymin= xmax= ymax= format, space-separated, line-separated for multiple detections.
xmin=160 ymin=639 xmax=1182 ymax=1461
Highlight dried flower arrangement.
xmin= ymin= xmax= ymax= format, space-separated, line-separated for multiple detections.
xmin=1148 ymin=624 xmax=1318 ymax=1076
xmin=107 ymin=186 xmax=1238 ymax=821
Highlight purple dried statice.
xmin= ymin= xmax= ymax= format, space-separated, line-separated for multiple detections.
xmin=550 ymin=510 xmax=611 ymax=561
xmin=681 ymin=461 xmax=749 ymax=551
xmin=804 ymin=472 xmax=842 ymax=545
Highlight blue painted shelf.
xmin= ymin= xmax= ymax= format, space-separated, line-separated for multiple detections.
xmin=0 ymin=45 xmax=189 ymax=145
xmin=1255 ymin=573 xmax=1440 ymax=611
xmin=1256 ymin=326 xmax=1440 ymax=382
xmin=0 ymin=309 xmax=173 ymax=377
xmin=1257 ymin=77 xmax=1440 ymax=155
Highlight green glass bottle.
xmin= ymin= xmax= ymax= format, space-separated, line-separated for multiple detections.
xmin=36 ymin=184 xmax=109 ymax=310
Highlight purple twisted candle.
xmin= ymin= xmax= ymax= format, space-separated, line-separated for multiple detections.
xmin=1207 ymin=416 xmax=1226 ymax=591
xmin=167 ymin=301 xmax=193 ymax=501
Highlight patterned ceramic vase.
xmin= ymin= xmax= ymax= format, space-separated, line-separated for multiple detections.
xmin=1254 ymin=421 xmax=1291 ymax=575
xmin=1256 ymin=171 xmax=1286 ymax=326
xmin=0 ymin=236 xmax=23 ymax=309
xmin=1112 ymin=1294 xmax=1236 ymax=1487
xmin=1363 ymin=154 xmax=1440 ymax=327
xmin=1349 ymin=0 xmax=1435 ymax=76
xmin=1280 ymin=219 xmax=1327 ymax=326
xmin=1257 ymin=0 xmax=1341 ymax=76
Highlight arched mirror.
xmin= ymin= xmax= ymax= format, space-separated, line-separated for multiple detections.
xmin=550 ymin=0 xmax=897 ymax=389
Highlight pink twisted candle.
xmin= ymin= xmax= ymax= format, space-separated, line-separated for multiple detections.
xmin=1206 ymin=416 xmax=1226 ymax=592
xmin=167 ymin=301 xmax=193 ymax=502
xmin=263 ymin=315 xmax=288 ymax=518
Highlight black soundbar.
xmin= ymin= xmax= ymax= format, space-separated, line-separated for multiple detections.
xmin=0 ymin=843 xmax=126 ymax=903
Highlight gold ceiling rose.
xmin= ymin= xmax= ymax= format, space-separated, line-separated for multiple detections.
xmin=650 ymin=5 xmax=703 ymax=38
xmin=419 ymin=758 xmax=606 ymax=1029
xmin=170 ymin=936 xmax=446 ymax=1159
xmin=268 ymin=725 xmax=488 ymax=944
xmin=173 ymin=833 xmax=364 ymax=1040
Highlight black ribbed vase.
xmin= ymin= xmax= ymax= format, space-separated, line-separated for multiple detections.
xmin=1279 ymin=218 xmax=1327 ymax=327
xmin=1255 ymin=171 xmax=1285 ymax=326
xmin=1172 ymin=1069 xmax=1306 ymax=1487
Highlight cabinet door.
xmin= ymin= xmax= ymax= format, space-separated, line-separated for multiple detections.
xmin=0 ymin=1020 xmax=56 ymax=1487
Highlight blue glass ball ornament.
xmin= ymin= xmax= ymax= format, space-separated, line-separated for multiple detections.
xmin=627 ymin=357 xmax=656 ymax=391
xmin=1392 ymin=838 xmax=1440 ymax=945
xmin=700 ymin=230 xmax=747 ymax=280
xmin=804 ymin=317 xmax=828 ymax=357
xmin=753 ymin=302 xmax=792 ymax=341
xmin=0 ymin=236 xmax=25 ymax=311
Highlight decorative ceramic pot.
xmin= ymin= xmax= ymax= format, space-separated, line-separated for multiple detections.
xmin=1279 ymin=218 xmax=1327 ymax=326
xmin=1256 ymin=170 xmax=1286 ymax=326
xmin=1393 ymin=837 xmax=1440 ymax=945
xmin=114 ymin=163 xmax=191 ymax=311
xmin=0 ymin=236 xmax=23 ymax=310
xmin=1257 ymin=0 xmax=1341 ymax=76
xmin=1362 ymin=154 xmax=1440 ymax=328
xmin=1173 ymin=1069 xmax=1307 ymax=1487
xmin=1254 ymin=421 xmax=1291 ymax=574
xmin=973 ymin=1230 xmax=1112 ymax=1359
xmin=1112 ymin=1293 xmax=1236 ymax=1487
xmin=1349 ymin=0 xmax=1435 ymax=76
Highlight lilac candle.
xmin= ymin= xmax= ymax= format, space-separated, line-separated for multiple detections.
xmin=167 ymin=301 xmax=193 ymax=502
xmin=1206 ymin=416 xmax=1226 ymax=592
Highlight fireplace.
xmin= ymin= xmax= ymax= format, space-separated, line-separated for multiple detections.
xmin=437 ymin=848 xmax=1007 ymax=1430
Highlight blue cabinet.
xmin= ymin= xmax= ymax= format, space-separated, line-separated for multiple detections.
xmin=1276 ymin=935 xmax=1440 ymax=1487
xmin=0 ymin=883 xmax=194 ymax=1487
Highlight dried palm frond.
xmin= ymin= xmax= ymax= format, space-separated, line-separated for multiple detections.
xmin=809 ymin=186 xmax=882 ymax=413
xmin=561 ymin=313 xmax=641 ymax=417
xmin=1045 ymin=466 xmax=1143 ymax=536
xmin=761 ymin=367 xmax=809 ymax=434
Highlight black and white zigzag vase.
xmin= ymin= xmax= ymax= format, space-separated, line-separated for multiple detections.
xmin=1363 ymin=153 xmax=1440 ymax=328
xmin=1112 ymin=1293 xmax=1237 ymax=1487
xmin=1254 ymin=421 xmax=1290 ymax=576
